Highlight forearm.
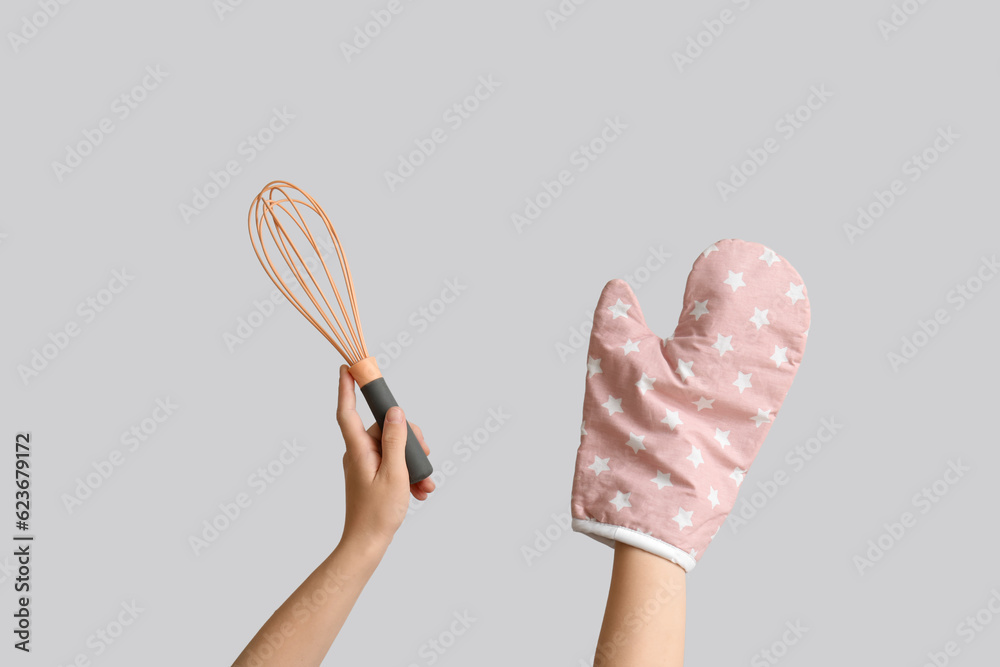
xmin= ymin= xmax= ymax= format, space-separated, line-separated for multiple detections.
xmin=232 ymin=537 xmax=388 ymax=667
xmin=594 ymin=542 xmax=687 ymax=667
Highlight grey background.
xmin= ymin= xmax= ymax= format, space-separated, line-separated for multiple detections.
xmin=2 ymin=1 xmax=999 ymax=665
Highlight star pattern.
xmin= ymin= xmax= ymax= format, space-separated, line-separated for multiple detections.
xmin=692 ymin=396 xmax=715 ymax=411
xmin=651 ymin=471 xmax=673 ymax=490
xmin=574 ymin=240 xmax=810 ymax=570
xmin=625 ymin=432 xmax=646 ymax=454
xmin=749 ymin=307 xmax=770 ymax=330
xmin=608 ymin=299 xmax=632 ymax=319
xmin=673 ymin=507 xmax=694 ymax=530
xmin=621 ymin=339 xmax=640 ymax=355
xmin=635 ymin=372 xmax=656 ymax=395
xmin=759 ymin=247 xmax=781 ymax=267
xmin=786 ymin=283 xmax=805 ymax=304
xmin=589 ymin=456 xmax=610 ymax=476
xmin=733 ymin=371 xmax=753 ymax=393
xmin=610 ymin=491 xmax=632 ymax=512
xmin=750 ymin=408 xmax=771 ymax=428
xmin=686 ymin=445 xmax=704 ymax=468
xmin=723 ymin=270 xmax=746 ymax=292
xmin=691 ymin=300 xmax=710 ymax=320
xmin=661 ymin=409 xmax=683 ymax=430
xmin=712 ymin=333 xmax=735 ymax=356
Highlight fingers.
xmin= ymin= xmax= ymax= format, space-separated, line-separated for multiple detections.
xmin=377 ymin=406 xmax=408 ymax=481
xmin=367 ymin=414 xmax=434 ymax=496
xmin=336 ymin=366 xmax=369 ymax=457
xmin=399 ymin=421 xmax=434 ymax=495
xmin=410 ymin=421 xmax=430 ymax=456
xmin=368 ymin=420 xmax=431 ymax=456
xmin=410 ymin=474 xmax=435 ymax=500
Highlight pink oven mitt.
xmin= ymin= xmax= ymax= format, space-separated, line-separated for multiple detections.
xmin=570 ymin=239 xmax=811 ymax=571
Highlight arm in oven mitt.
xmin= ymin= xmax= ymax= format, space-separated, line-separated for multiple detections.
xmin=570 ymin=239 xmax=811 ymax=572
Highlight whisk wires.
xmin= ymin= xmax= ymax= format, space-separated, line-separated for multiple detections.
xmin=249 ymin=181 xmax=369 ymax=365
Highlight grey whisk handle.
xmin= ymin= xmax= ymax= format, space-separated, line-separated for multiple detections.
xmin=359 ymin=378 xmax=433 ymax=484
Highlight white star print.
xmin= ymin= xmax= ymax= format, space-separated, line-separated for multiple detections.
xmin=608 ymin=299 xmax=632 ymax=319
xmin=587 ymin=356 xmax=603 ymax=378
xmin=673 ymin=507 xmax=694 ymax=530
xmin=690 ymin=300 xmax=710 ymax=320
xmin=625 ymin=432 xmax=646 ymax=454
xmin=675 ymin=359 xmax=694 ymax=382
xmin=692 ymin=396 xmax=715 ymax=411
xmin=749 ymin=307 xmax=770 ymax=330
xmin=635 ymin=373 xmax=656 ymax=395
xmin=602 ymin=396 xmax=623 ymax=415
xmin=711 ymin=526 xmax=720 ymax=540
xmin=770 ymin=346 xmax=788 ymax=368
xmin=581 ymin=420 xmax=587 ymax=436
xmin=712 ymin=333 xmax=735 ymax=356
xmin=661 ymin=409 xmax=683 ymax=430
xmin=689 ymin=547 xmax=698 ymax=559
xmin=686 ymin=445 xmax=704 ymax=468
xmin=651 ymin=471 xmax=673 ymax=490
xmin=724 ymin=270 xmax=746 ymax=292
xmin=758 ymin=247 xmax=781 ymax=267
xmin=610 ymin=491 xmax=632 ymax=512
xmin=714 ymin=428 xmax=731 ymax=448
xmin=662 ymin=332 xmax=674 ymax=345
xmin=786 ymin=283 xmax=805 ymax=305
xmin=731 ymin=467 xmax=746 ymax=486
xmin=733 ymin=371 xmax=753 ymax=394
xmin=707 ymin=487 xmax=720 ymax=509
xmin=621 ymin=339 xmax=640 ymax=355
xmin=751 ymin=408 xmax=772 ymax=428
xmin=703 ymin=244 xmax=719 ymax=257
xmin=589 ymin=456 xmax=610 ymax=476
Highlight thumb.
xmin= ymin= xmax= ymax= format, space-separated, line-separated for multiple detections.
xmin=378 ymin=406 xmax=408 ymax=480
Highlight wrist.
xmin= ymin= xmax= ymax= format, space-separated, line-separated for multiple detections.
xmin=337 ymin=531 xmax=392 ymax=566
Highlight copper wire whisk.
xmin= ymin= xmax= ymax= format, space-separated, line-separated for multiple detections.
xmin=248 ymin=180 xmax=433 ymax=483
xmin=248 ymin=181 xmax=368 ymax=364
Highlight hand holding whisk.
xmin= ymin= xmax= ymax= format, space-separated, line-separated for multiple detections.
xmin=248 ymin=180 xmax=434 ymax=484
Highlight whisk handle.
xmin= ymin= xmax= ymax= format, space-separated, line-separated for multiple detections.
xmin=359 ymin=378 xmax=434 ymax=484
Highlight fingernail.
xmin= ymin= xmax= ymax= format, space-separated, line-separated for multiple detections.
xmin=386 ymin=407 xmax=403 ymax=423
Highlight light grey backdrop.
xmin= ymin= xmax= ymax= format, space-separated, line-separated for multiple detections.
xmin=3 ymin=1 xmax=999 ymax=665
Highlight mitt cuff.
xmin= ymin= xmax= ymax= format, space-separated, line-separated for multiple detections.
xmin=571 ymin=517 xmax=698 ymax=572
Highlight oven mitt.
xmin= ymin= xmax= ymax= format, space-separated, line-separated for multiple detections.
xmin=570 ymin=239 xmax=811 ymax=572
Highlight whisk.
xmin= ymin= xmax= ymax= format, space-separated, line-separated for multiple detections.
xmin=248 ymin=180 xmax=433 ymax=484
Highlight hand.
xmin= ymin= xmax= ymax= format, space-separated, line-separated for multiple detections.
xmin=336 ymin=365 xmax=435 ymax=549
